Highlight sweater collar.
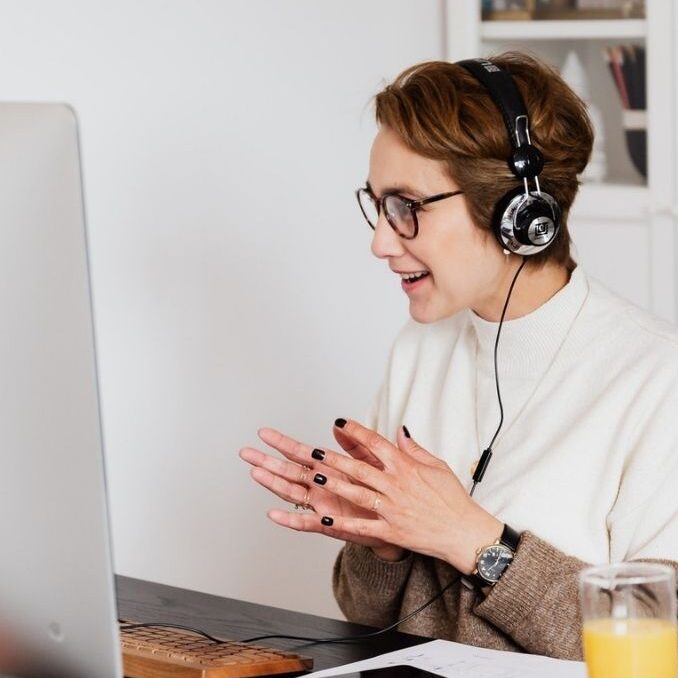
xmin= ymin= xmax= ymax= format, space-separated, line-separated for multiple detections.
xmin=468 ymin=265 xmax=589 ymax=377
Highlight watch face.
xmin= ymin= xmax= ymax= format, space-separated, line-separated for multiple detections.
xmin=477 ymin=544 xmax=513 ymax=583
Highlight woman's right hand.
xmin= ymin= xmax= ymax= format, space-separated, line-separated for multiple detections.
xmin=239 ymin=426 xmax=405 ymax=560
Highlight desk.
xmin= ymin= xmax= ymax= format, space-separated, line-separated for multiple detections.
xmin=116 ymin=575 xmax=427 ymax=674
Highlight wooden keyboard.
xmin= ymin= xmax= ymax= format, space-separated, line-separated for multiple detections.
xmin=120 ymin=624 xmax=313 ymax=678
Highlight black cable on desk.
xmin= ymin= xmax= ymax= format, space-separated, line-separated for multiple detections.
xmin=118 ymin=573 xmax=460 ymax=646
xmin=240 ymin=574 xmax=460 ymax=644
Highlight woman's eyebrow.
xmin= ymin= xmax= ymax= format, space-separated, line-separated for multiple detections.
xmin=365 ymin=180 xmax=426 ymax=198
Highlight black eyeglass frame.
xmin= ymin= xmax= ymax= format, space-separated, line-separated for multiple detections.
xmin=356 ymin=187 xmax=464 ymax=239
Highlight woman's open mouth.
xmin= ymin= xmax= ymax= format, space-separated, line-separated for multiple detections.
xmin=400 ymin=270 xmax=430 ymax=291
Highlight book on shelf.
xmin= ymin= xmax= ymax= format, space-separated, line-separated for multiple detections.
xmin=603 ymin=45 xmax=646 ymax=111
xmin=603 ymin=44 xmax=647 ymax=178
xmin=481 ymin=0 xmax=645 ymax=21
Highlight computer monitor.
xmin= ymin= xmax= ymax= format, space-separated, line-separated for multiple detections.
xmin=0 ymin=104 xmax=121 ymax=678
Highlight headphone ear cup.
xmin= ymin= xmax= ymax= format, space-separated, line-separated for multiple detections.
xmin=492 ymin=187 xmax=561 ymax=256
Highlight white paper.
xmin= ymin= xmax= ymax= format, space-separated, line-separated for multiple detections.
xmin=306 ymin=639 xmax=587 ymax=678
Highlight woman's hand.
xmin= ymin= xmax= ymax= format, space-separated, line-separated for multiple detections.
xmin=239 ymin=427 xmax=404 ymax=558
xmin=311 ymin=419 xmax=503 ymax=575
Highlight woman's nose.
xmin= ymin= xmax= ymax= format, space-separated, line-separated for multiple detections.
xmin=370 ymin=213 xmax=405 ymax=259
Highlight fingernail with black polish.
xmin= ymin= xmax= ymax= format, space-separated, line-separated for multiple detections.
xmin=312 ymin=448 xmax=326 ymax=461
xmin=334 ymin=418 xmax=347 ymax=428
xmin=402 ymin=425 xmax=411 ymax=439
xmin=313 ymin=473 xmax=327 ymax=485
xmin=321 ymin=516 xmax=334 ymax=527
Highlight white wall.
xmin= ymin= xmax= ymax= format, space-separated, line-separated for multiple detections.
xmin=0 ymin=1 xmax=443 ymax=617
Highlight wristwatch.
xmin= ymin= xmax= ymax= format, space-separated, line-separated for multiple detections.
xmin=462 ymin=523 xmax=521 ymax=590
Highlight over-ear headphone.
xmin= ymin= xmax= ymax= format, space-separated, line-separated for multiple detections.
xmin=457 ymin=58 xmax=561 ymax=257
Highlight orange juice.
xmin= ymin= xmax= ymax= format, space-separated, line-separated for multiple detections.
xmin=583 ymin=618 xmax=678 ymax=678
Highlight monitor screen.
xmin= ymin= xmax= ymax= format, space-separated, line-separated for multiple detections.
xmin=0 ymin=104 xmax=121 ymax=678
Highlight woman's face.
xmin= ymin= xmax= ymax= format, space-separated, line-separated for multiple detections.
xmin=367 ymin=126 xmax=509 ymax=323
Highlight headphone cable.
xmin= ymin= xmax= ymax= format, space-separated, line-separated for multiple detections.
xmin=238 ymin=573 xmax=461 ymax=644
xmin=118 ymin=573 xmax=461 ymax=646
xmin=470 ymin=257 xmax=526 ymax=496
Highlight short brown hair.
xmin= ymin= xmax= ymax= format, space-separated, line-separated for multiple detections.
xmin=374 ymin=52 xmax=594 ymax=267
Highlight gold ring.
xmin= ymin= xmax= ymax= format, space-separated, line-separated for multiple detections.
xmin=372 ymin=494 xmax=381 ymax=512
xmin=294 ymin=489 xmax=313 ymax=511
xmin=298 ymin=465 xmax=311 ymax=484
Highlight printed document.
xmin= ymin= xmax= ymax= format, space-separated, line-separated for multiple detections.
xmin=306 ymin=639 xmax=586 ymax=678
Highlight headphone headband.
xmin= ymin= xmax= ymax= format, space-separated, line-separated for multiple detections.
xmin=455 ymin=57 xmax=560 ymax=256
xmin=457 ymin=59 xmax=530 ymax=151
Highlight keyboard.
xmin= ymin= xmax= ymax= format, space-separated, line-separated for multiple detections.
xmin=120 ymin=623 xmax=313 ymax=678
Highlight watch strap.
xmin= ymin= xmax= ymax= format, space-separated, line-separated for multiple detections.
xmin=500 ymin=523 xmax=520 ymax=551
xmin=462 ymin=572 xmax=490 ymax=590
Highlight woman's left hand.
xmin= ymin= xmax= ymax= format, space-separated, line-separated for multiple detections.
xmin=317 ymin=419 xmax=504 ymax=575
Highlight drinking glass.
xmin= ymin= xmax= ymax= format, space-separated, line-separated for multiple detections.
xmin=579 ymin=563 xmax=677 ymax=678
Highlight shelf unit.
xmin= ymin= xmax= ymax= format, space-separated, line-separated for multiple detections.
xmin=444 ymin=0 xmax=677 ymax=323
xmin=480 ymin=19 xmax=646 ymax=39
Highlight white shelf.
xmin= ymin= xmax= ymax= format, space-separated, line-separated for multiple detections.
xmin=481 ymin=19 xmax=647 ymax=41
xmin=570 ymin=182 xmax=649 ymax=222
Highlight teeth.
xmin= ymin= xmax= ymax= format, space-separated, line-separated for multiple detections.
xmin=400 ymin=271 xmax=428 ymax=281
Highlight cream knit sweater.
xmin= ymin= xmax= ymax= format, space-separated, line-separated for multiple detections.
xmin=333 ymin=267 xmax=678 ymax=659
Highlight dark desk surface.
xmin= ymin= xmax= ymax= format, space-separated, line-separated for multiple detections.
xmin=116 ymin=575 xmax=426 ymax=674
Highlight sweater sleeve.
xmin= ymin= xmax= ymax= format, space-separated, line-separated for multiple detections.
xmin=473 ymin=531 xmax=678 ymax=660
xmin=473 ymin=531 xmax=585 ymax=659
xmin=332 ymin=542 xmax=414 ymax=628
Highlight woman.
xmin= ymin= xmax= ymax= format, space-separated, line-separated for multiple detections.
xmin=239 ymin=52 xmax=678 ymax=659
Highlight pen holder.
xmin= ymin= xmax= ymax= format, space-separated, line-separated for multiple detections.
xmin=623 ymin=109 xmax=647 ymax=179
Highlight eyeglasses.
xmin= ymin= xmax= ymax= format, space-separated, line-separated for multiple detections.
xmin=355 ymin=187 xmax=464 ymax=239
